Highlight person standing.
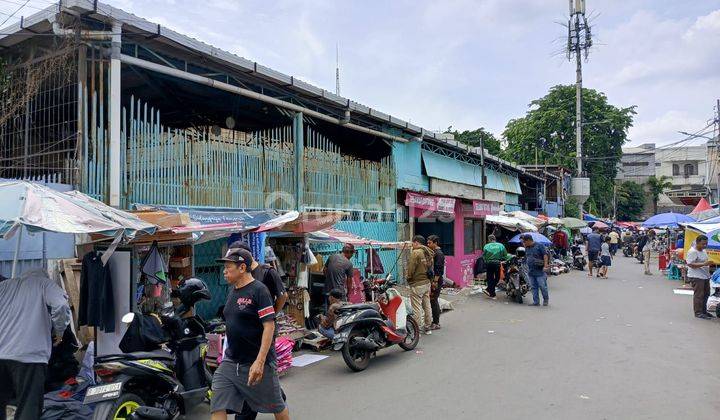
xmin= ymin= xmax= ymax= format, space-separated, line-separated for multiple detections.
xmin=406 ymin=235 xmax=434 ymax=335
xmin=212 ymin=247 xmax=290 ymax=420
xmin=641 ymin=230 xmax=656 ymax=275
xmin=521 ymin=234 xmax=550 ymax=306
xmin=598 ymin=236 xmax=612 ymax=278
xmin=585 ymin=228 xmax=603 ymax=277
xmin=608 ymin=229 xmax=620 ymax=256
xmin=0 ymin=270 xmax=70 ymax=420
xmin=427 ymin=235 xmax=445 ymax=330
xmin=685 ymin=235 xmax=713 ymax=319
xmin=323 ymin=244 xmax=355 ymax=302
xmin=482 ymin=235 xmax=508 ymax=299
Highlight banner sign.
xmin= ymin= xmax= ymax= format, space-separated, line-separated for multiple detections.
xmin=472 ymin=200 xmax=501 ymax=217
xmin=405 ymin=192 xmax=456 ymax=216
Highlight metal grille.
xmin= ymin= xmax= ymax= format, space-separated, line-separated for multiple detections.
xmin=0 ymin=54 xmax=79 ymax=184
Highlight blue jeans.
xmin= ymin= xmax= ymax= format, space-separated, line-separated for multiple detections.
xmin=528 ymin=272 xmax=549 ymax=304
xmin=319 ymin=325 xmax=335 ymax=339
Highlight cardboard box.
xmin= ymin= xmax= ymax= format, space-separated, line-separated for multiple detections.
xmin=169 ymin=256 xmax=191 ymax=268
xmin=133 ymin=211 xmax=190 ymax=228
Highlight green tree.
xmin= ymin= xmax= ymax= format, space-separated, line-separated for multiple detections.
xmin=502 ymin=85 xmax=636 ymax=217
xmin=564 ymin=197 xmax=580 ymax=218
xmin=446 ymin=126 xmax=503 ymax=156
xmin=646 ymin=175 xmax=673 ymax=215
xmin=616 ymin=181 xmax=646 ymax=221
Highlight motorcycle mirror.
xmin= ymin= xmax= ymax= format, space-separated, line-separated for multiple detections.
xmin=121 ymin=312 xmax=135 ymax=324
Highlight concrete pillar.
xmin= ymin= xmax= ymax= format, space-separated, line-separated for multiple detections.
xmin=108 ymin=21 xmax=122 ymax=207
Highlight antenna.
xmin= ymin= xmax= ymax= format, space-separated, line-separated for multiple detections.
xmin=335 ymin=43 xmax=341 ymax=96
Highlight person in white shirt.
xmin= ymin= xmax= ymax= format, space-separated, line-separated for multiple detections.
xmin=685 ymin=235 xmax=713 ymax=319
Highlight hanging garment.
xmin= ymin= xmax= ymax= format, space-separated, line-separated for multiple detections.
xmin=365 ymin=248 xmax=385 ymax=274
xmin=140 ymin=242 xmax=168 ymax=284
xmin=78 ymin=252 xmax=115 ymax=332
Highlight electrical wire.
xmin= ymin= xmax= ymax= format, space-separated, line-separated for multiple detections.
xmin=0 ymin=0 xmax=30 ymax=27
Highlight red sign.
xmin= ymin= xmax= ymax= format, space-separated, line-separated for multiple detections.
xmin=472 ymin=200 xmax=500 ymax=217
xmin=405 ymin=192 xmax=456 ymax=216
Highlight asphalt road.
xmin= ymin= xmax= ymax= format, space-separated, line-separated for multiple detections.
xmin=193 ymin=256 xmax=720 ymax=420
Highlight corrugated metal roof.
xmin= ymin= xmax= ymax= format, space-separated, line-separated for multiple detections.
xmin=422 ymin=150 xmax=522 ymax=195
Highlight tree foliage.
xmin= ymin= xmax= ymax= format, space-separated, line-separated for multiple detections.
xmin=446 ymin=126 xmax=503 ymax=156
xmin=646 ymin=175 xmax=673 ymax=215
xmin=616 ymin=181 xmax=646 ymax=221
xmin=502 ymin=85 xmax=636 ymax=217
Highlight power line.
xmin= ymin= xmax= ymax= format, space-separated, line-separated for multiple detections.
xmin=0 ymin=0 xmax=30 ymax=27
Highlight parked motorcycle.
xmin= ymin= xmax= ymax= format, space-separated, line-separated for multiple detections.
xmin=571 ymin=245 xmax=586 ymax=270
xmin=87 ymin=278 xmax=214 ymax=420
xmin=332 ymin=276 xmax=420 ymax=372
xmin=503 ymin=248 xmax=529 ymax=303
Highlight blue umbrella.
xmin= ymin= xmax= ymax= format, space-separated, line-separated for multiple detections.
xmin=508 ymin=232 xmax=552 ymax=244
xmin=642 ymin=212 xmax=695 ymax=228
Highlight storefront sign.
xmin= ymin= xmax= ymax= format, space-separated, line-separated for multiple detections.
xmin=472 ymin=199 xmax=500 ymax=217
xmin=405 ymin=192 xmax=456 ymax=216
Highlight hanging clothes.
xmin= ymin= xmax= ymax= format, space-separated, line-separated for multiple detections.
xmin=365 ymin=248 xmax=385 ymax=274
xmin=140 ymin=242 xmax=168 ymax=284
xmin=78 ymin=252 xmax=115 ymax=333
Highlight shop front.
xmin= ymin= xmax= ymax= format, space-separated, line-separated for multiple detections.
xmin=405 ymin=191 xmax=501 ymax=287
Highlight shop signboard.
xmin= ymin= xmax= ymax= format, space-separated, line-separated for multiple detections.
xmin=405 ymin=192 xmax=456 ymax=217
xmin=472 ymin=199 xmax=501 ymax=217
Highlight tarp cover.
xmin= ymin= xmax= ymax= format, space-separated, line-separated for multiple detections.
xmin=485 ymin=215 xmax=538 ymax=232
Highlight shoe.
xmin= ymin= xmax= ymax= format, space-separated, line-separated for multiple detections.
xmin=703 ymin=312 xmax=715 ymax=318
xmin=543 ymin=301 xmax=549 ymax=306
xmin=430 ymin=323 xmax=442 ymax=330
xmin=529 ymin=303 xmax=540 ymax=306
xmin=424 ymin=328 xmax=433 ymax=335
xmin=695 ymin=313 xmax=712 ymax=319
xmin=644 ymin=272 xmax=653 ymax=276
xmin=482 ymin=289 xmax=491 ymax=297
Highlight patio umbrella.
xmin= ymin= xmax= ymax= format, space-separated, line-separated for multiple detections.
xmin=560 ymin=217 xmax=587 ymax=229
xmin=508 ymin=232 xmax=552 ymax=245
xmin=590 ymin=220 xmax=609 ymax=230
xmin=642 ymin=212 xmax=695 ymax=228
xmin=580 ymin=226 xmax=592 ymax=234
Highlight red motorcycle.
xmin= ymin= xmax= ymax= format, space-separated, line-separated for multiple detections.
xmin=331 ymin=277 xmax=420 ymax=371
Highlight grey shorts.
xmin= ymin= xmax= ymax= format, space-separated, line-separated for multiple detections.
xmin=210 ymin=360 xmax=286 ymax=414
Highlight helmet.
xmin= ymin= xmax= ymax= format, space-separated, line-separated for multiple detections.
xmin=171 ymin=278 xmax=211 ymax=314
xmin=515 ymin=247 xmax=526 ymax=257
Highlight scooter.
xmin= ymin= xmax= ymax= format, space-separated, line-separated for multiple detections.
xmin=622 ymin=242 xmax=634 ymax=257
xmin=503 ymin=251 xmax=529 ymax=304
xmin=571 ymin=245 xmax=586 ymax=270
xmin=86 ymin=279 xmax=213 ymax=420
xmin=332 ymin=276 xmax=420 ymax=372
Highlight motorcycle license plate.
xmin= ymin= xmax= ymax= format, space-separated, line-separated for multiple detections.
xmin=83 ymin=382 xmax=123 ymax=404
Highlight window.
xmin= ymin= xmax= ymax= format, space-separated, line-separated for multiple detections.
xmin=464 ymin=219 xmax=483 ymax=254
xmin=683 ymin=163 xmax=697 ymax=176
xmin=622 ymin=161 xmax=649 ymax=166
xmin=673 ymin=164 xmax=680 ymax=175
xmin=415 ymin=219 xmax=454 ymax=257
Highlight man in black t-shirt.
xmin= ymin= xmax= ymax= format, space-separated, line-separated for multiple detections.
xmin=231 ymin=241 xmax=288 ymax=314
xmin=211 ymin=247 xmax=290 ymax=420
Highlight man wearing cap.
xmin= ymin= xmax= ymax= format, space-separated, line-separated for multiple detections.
xmin=231 ymin=241 xmax=288 ymax=314
xmin=211 ymin=247 xmax=290 ymax=420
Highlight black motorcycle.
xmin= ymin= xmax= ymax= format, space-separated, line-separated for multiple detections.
xmin=332 ymin=278 xmax=420 ymax=372
xmin=503 ymin=252 xmax=529 ymax=304
xmin=571 ymin=245 xmax=586 ymax=270
xmin=87 ymin=279 xmax=214 ymax=420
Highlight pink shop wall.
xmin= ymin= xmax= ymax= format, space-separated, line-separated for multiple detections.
xmin=443 ymin=201 xmax=481 ymax=288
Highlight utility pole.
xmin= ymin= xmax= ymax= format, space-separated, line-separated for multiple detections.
xmin=567 ymin=0 xmax=592 ymax=217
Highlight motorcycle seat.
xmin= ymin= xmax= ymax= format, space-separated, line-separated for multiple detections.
xmin=96 ymin=350 xmax=174 ymax=363
xmin=336 ymin=303 xmax=379 ymax=313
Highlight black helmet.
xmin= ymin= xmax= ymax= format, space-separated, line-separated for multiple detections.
xmin=516 ymin=247 xmax=526 ymax=257
xmin=171 ymin=278 xmax=211 ymax=314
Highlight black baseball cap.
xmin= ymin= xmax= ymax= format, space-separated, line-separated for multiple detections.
xmin=216 ymin=247 xmax=253 ymax=265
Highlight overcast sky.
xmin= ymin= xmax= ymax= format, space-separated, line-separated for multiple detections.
xmin=3 ymin=0 xmax=720 ymax=146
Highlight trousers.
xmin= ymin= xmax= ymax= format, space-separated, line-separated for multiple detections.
xmin=0 ymin=360 xmax=46 ymax=420
xmin=485 ymin=261 xmax=501 ymax=297
xmin=690 ymin=277 xmax=710 ymax=316
xmin=409 ymin=283 xmax=432 ymax=329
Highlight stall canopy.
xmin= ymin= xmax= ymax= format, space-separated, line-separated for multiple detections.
xmin=560 ymin=217 xmax=588 ymax=229
xmin=501 ymin=211 xmax=544 ymax=228
xmin=683 ymin=222 xmax=720 ymax=264
xmin=690 ymin=198 xmax=712 ymax=215
xmin=1 ymin=181 xmax=156 ymax=240
xmin=485 ymin=214 xmax=538 ymax=232
xmin=642 ymin=212 xmax=695 ymax=228
xmin=590 ymin=220 xmax=610 ymax=230
xmin=304 ymin=228 xmax=410 ymax=249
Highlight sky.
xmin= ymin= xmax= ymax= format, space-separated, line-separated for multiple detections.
xmin=2 ymin=0 xmax=719 ymax=146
